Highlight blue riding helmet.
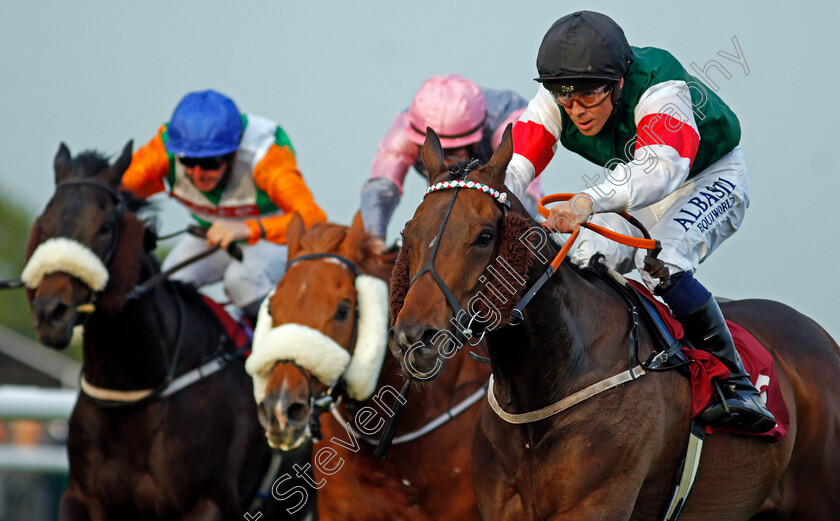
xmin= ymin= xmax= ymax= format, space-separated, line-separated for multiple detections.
xmin=165 ymin=90 xmax=243 ymax=158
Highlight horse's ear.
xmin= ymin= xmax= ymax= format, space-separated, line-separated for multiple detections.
xmin=54 ymin=143 xmax=72 ymax=184
xmin=340 ymin=210 xmax=366 ymax=262
xmin=286 ymin=211 xmax=306 ymax=260
xmin=421 ymin=127 xmax=447 ymax=184
xmin=104 ymin=140 xmax=133 ymax=187
xmin=483 ymin=123 xmax=513 ymax=187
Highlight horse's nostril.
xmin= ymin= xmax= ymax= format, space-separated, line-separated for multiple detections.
xmin=50 ymin=302 xmax=68 ymax=322
xmin=286 ymin=402 xmax=308 ymax=423
xmin=420 ymin=328 xmax=437 ymax=347
xmin=391 ymin=327 xmax=411 ymax=352
xmin=397 ymin=324 xmax=439 ymax=351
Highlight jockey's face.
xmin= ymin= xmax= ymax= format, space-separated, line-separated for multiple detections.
xmin=561 ymin=78 xmax=623 ymax=137
xmin=180 ymin=156 xmax=230 ymax=192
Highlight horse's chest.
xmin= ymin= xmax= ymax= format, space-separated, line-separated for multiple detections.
xmin=71 ymin=409 xmax=207 ymax=515
xmin=81 ymin=458 xmax=173 ymax=517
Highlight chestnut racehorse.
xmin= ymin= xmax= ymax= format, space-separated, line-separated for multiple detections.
xmin=389 ymin=127 xmax=840 ymax=520
xmin=245 ymin=212 xmax=487 ymax=521
xmin=24 ymin=143 xmax=311 ymax=520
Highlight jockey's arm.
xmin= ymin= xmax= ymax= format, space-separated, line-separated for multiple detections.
xmin=121 ymin=126 xmax=169 ymax=198
xmin=247 ymin=143 xmax=326 ymax=245
xmin=507 ymin=84 xmax=700 ymax=228
xmin=493 ymin=106 xmax=544 ymax=213
xmin=361 ymin=113 xmax=416 ymax=239
xmin=505 ymin=86 xmax=564 ymax=200
xmin=580 ymin=81 xmax=700 ymax=214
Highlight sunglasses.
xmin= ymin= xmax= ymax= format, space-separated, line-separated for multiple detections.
xmin=551 ymin=84 xmax=613 ymax=109
xmin=178 ymin=155 xmax=228 ymax=170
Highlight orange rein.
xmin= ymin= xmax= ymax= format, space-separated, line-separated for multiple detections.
xmin=537 ymin=193 xmax=659 ymax=271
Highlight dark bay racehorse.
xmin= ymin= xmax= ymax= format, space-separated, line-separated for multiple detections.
xmin=25 ymin=143 xmax=309 ymax=520
xmin=248 ymin=212 xmax=486 ymax=521
xmin=389 ymin=127 xmax=840 ymax=520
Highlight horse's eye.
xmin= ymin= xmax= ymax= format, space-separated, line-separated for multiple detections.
xmin=474 ymin=230 xmax=494 ymax=248
xmin=98 ymin=222 xmax=114 ymax=236
xmin=334 ymin=302 xmax=352 ymax=321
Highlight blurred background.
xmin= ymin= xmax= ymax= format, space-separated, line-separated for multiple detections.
xmin=1 ymin=1 xmax=838 ymax=517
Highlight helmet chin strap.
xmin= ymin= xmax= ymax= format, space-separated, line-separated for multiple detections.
xmin=604 ymin=79 xmax=625 ymax=128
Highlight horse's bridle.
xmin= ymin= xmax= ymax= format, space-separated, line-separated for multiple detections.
xmin=51 ymin=178 xmax=126 ymax=276
xmin=43 ymin=178 xmax=240 ymax=303
xmin=405 ymin=160 xmax=513 ymax=345
xmin=41 ymin=179 xmax=236 ymax=408
xmin=281 ymin=252 xmax=361 ymax=442
xmin=0 ymin=179 xmax=126 ymax=292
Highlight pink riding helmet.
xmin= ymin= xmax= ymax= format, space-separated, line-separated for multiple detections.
xmin=407 ymin=74 xmax=488 ymax=149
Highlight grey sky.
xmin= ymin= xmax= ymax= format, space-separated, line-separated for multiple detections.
xmin=1 ymin=0 xmax=838 ymax=339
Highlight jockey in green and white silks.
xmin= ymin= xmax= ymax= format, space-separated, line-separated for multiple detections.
xmin=505 ymin=11 xmax=775 ymax=434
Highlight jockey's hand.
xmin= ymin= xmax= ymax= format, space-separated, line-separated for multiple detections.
xmin=547 ymin=193 xmax=594 ymax=233
xmin=206 ymin=220 xmax=251 ymax=249
xmin=369 ymin=236 xmax=387 ymax=255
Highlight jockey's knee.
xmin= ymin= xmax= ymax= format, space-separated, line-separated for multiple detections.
xmin=223 ymin=265 xmax=272 ymax=310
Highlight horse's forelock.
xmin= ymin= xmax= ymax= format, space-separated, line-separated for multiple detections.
xmin=292 ymin=222 xmax=394 ymax=281
xmin=68 ymin=150 xmax=111 ymax=180
xmin=295 ymin=223 xmax=348 ymax=259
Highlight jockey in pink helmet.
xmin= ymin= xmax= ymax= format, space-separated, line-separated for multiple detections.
xmin=361 ymin=74 xmax=543 ymax=248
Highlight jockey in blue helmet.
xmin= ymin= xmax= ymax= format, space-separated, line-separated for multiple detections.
xmin=123 ymin=90 xmax=326 ymax=320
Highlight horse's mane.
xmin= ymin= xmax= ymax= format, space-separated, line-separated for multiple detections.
xmin=121 ymin=190 xmax=151 ymax=214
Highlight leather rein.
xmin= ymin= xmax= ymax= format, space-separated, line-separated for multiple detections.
xmin=407 ymin=170 xmax=679 ymax=424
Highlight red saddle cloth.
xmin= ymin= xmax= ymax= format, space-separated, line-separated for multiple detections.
xmin=628 ymin=281 xmax=789 ymax=441
xmin=200 ymin=296 xmax=251 ymax=354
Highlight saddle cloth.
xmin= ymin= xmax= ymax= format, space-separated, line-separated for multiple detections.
xmin=200 ymin=295 xmax=251 ymax=353
xmin=628 ymin=281 xmax=790 ymax=441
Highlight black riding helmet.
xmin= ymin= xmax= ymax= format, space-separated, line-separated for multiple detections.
xmin=535 ymin=11 xmax=633 ymax=120
xmin=536 ymin=11 xmax=633 ymax=87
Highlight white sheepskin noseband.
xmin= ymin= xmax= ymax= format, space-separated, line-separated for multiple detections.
xmin=342 ymin=275 xmax=389 ymax=400
xmin=246 ymin=274 xmax=389 ymax=405
xmin=21 ymin=237 xmax=109 ymax=291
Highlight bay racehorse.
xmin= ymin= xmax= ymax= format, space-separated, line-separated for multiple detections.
xmin=23 ymin=142 xmax=311 ymax=520
xmin=389 ymin=127 xmax=840 ymax=520
xmin=244 ymin=211 xmax=487 ymax=520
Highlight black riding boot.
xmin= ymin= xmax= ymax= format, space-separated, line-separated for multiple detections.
xmin=679 ymin=295 xmax=776 ymax=433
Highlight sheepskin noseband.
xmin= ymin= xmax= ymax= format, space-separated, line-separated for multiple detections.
xmin=246 ymin=273 xmax=389 ymax=405
xmin=22 ymin=237 xmax=109 ymax=291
